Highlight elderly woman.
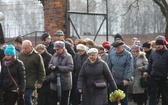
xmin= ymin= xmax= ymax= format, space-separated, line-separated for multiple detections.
xmin=72 ymin=44 xmax=88 ymax=105
xmin=77 ymin=48 xmax=117 ymax=105
xmin=131 ymin=45 xmax=148 ymax=105
xmin=48 ymin=41 xmax=74 ymax=105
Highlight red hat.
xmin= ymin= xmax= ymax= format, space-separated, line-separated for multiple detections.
xmin=162 ymin=37 xmax=168 ymax=45
xmin=102 ymin=41 xmax=110 ymax=47
xmin=103 ymin=44 xmax=111 ymax=50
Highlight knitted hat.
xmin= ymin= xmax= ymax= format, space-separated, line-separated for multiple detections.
xmin=142 ymin=41 xmax=151 ymax=48
xmin=14 ymin=36 xmax=23 ymax=44
xmin=114 ymin=33 xmax=124 ymax=41
xmin=155 ymin=39 xmax=164 ymax=45
xmin=131 ymin=45 xmax=140 ymax=52
xmin=103 ymin=44 xmax=111 ymax=50
xmin=87 ymin=48 xmax=98 ymax=54
xmin=4 ymin=45 xmax=16 ymax=56
xmin=76 ymin=44 xmax=87 ymax=51
xmin=102 ymin=41 xmax=110 ymax=47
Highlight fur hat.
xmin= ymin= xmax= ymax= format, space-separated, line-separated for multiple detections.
xmin=114 ymin=33 xmax=124 ymax=41
xmin=87 ymin=48 xmax=98 ymax=54
xmin=54 ymin=41 xmax=65 ymax=50
xmin=4 ymin=45 xmax=16 ymax=56
xmin=76 ymin=44 xmax=87 ymax=51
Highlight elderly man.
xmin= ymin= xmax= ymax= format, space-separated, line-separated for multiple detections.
xmin=107 ymin=40 xmax=133 ymax=105
xmin=48 ymin=41 xmax=74 ymax=105
xmin=53 ymin=30 xmax=75 ymax=58
xmin=41 ymin=32 xmax=55 ymax=55
xmin=18 ymin=40 xmax=45 ymax=105
xmin=144 ymin=39 xmax=168 ymax=105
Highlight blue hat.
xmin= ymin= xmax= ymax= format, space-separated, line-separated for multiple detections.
xmin=4 ymin=45 xmax=16 ymax=56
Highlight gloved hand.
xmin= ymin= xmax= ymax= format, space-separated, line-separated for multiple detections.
xmin=54 ymin=66 xmax=59 ymax=71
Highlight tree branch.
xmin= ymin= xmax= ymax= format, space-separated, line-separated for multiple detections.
xmin=153 ymin=0 xmax=167 ymax=17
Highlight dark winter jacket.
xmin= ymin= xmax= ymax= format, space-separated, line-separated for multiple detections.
xmin=145 ymin=49 xmax=152 ymax=61
xmin=62 ymin=40 xmax=75 ymax=58
xmin=0 ymin=58 xmax=26 ymax=92
xmin=73 ymin=52 xmax=88 ymax=77
xmin=77 ymin=58 xmax=117 ymax=105
xmin=37 ymin=51 xmax=52 ymax=93
xmin=46 ymin=41 xmax=55 ymax=55
xmin=147 ymin=47 xmax=168 ymax=79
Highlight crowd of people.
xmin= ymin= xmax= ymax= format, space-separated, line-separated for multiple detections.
xmin=0 ymin=30 xmax=167 ymax=105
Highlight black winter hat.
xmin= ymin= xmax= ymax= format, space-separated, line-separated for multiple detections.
xmin=114 ymin=33 xmax=124 ymax=41
xmin=14 ymin=36 xmax=22 ymax=44
xmin=112 ymin=40 xmax=124 ymax=47
xmin=41 ymin=32 xmax=50 ymax=41
xmin=142 ymin=41 xmax=151 ymax=48
xmin=155 ymin=39 xmax=164 ymax=45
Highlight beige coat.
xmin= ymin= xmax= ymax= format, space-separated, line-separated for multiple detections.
xmin=132 ymin=52 xmax=148 ymax=94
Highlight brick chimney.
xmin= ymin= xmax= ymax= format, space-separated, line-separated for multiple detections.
xmin=44 ymin=0 xmax=69 ymax=37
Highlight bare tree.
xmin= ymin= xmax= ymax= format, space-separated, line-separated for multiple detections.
xmin=153 ymin=0 xmax=168 ymax=40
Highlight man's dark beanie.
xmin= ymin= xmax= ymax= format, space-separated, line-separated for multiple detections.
xmin=114 ymin=33 xmax=124 ymax=41
xmin=142 ymin=41 xmax=151 ymax=48
xmin=14 ymin=36 xmax=23 ymax=44
xmin=156 ymin=39 xmax=164 ymax=45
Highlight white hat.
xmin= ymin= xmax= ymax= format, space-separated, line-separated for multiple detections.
xmin=87 ymin=48 xmax=98 ymax=54
xmin=76 ymin=44 xmax=87 ymax=51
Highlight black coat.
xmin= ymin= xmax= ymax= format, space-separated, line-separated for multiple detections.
xmin=46 ymin=41 xmax=55 ymax=55
xmin=37 ymin=51 xmax=52 ymax=93
xmin=0 ymin=59 xmax=26 ymax=92
xmin=73 ymin=52 xmax=88 ymax=77
xmin=147 ymin=48 xmax=168 ymax=79
xmin=77 ymin=58 xmax=117 ymax=105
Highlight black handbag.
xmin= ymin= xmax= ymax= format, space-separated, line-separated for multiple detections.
xmin=93 ymin=80 xmax=106 ymax=89
xmin=45 ymin=72 xmax=57 ymax=83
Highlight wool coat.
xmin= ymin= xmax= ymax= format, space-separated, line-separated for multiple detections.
xmin=77 ymin=58 xmax=117 ymax=105
xmin=132 ymin=52 xmax=148 ymax=94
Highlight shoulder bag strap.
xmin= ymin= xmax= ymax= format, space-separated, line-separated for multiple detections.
xmin=6 ymin=67 xmax=19 ymax=92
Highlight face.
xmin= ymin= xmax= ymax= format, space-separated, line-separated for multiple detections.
xmin=5 ymin=55 xmax=13 ymax=60
xmin=55 ymin=35 xmax=64 ymax=41
xmin=143 ymin=47 xmax=150 ymax=52
xmin=132 ymin=51 xmax=139 ymax=57
xmin=88 ymin=52 xmax=98 ymax=61
xmin=13 ymin=42 xmax=22 ymax=49
xmin=115 ymin=45 xmax=124 ymax=53
xmin=115 ymin=38 xmax=122 ymax=41
xmin=56 ymin=48 xmax=64 ymax=54
xmin=77 ymin=50 xmax=86 ymax=56
xmin=155 ymin=44 xmax=164 ymax=51
xmin=22 ymin=44 xmax=33 ymax=55
xmin=42 ymin=37 xmax=51 ymax=45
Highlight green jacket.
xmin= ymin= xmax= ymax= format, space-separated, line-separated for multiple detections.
xmin=18 ymin=49 xmax=46 ymax=88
